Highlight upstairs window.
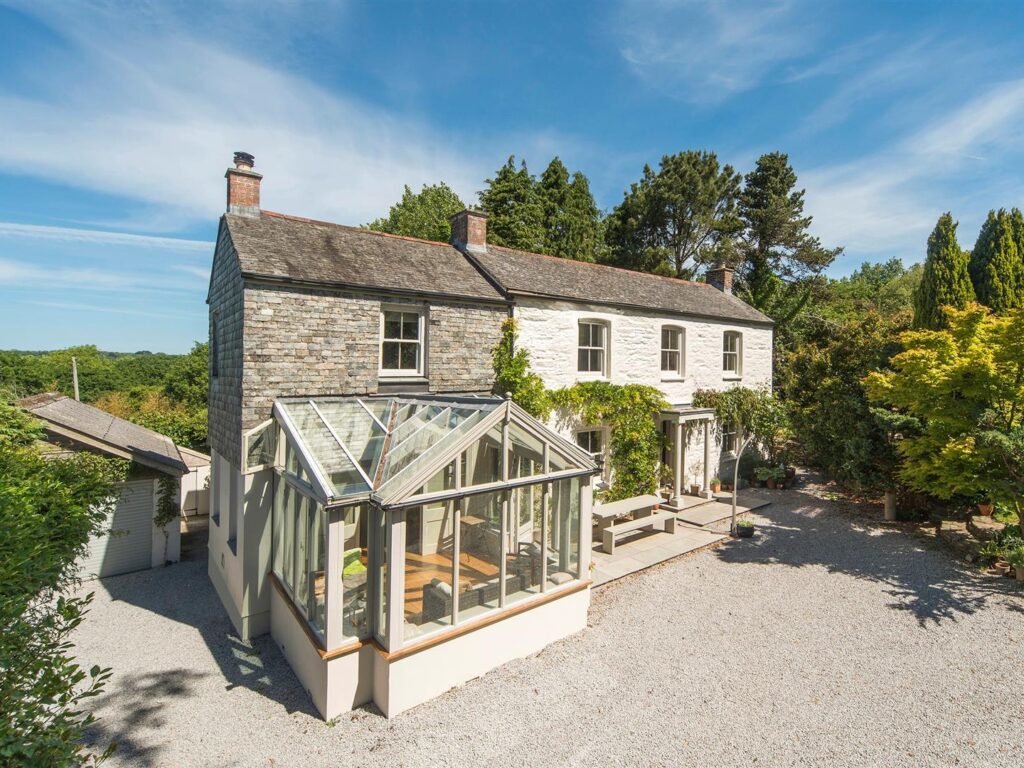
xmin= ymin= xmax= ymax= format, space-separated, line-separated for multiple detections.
xmin=723 ymin=331 xmax=742 ymax=376
xmin=578 ymin=320 xmax=608 ymax=376
xmin=381 ymin=309 xmax=424 ymax=376
xmin=661 ymin=326 xmax=685 ymax=377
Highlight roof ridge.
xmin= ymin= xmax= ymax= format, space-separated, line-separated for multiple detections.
xmin=483 ymin=243 xmax=715 ymax=290
xmin=258 ymin=210 xmax=456 ymax=250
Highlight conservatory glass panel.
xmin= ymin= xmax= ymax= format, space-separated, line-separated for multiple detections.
xmin=245 ymin=421 xmax=276 ymax=471
xmin=505 ymin=480 xmax=544 ymax=604
xmin=461 ymin=425 xmax=504 ymax=488
xmin=312 ymin=400 xmax=386 ymax=479
xmin=507 ymin=424 xmax=544 ymax=479
xmin=309 ymin=501 xmax=326 ymax=634
xmin=547 ymin=477 xmax=581 ymax=587
xmin=404 ymin=500 xmax=455 ymax=638
xmin=458 ymin=491 xmax=504 ymax=623
xmin=341 ymin=504 xmax=370 ymax=639
xmin=286 ymin=402 xmax=370 ymax=497
xmin=280 ymin=483 xmax=295 ymax=592
xmin=272 ymin=478 xmax=285 ymax=578
xmin=294 ymin=493 xmax=310 ymax=611
xmin=373 ymin=507 xmax=388 ymax=644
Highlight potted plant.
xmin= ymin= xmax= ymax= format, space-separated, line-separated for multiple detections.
xmin=754 ymin=466 xmax=773 ymax=488
xmin=977 ymin=498 xmax=994 ymax=516
xmin=690 ymin=482 xmax=701 ymax=496
xmin=658 ymin=463 xmax=674 ymax=500
xmin=711 ymin=476 xmax=722 ymax=493
xmin=1007 ymin=547 xmax=1024 ymax=582
xmin=735 ymin=519 xmax=755 ymax=538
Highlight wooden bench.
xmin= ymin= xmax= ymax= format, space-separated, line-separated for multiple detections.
xmin=601 ymin=510 xmax=676 ymax=555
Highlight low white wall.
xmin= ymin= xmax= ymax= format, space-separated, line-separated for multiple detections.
xmin=375 ymin=586 xmax=590 ymax=718
xmin=270 ymin=585 xmax=329 ymax=716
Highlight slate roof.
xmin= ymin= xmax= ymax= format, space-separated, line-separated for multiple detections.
xmin=473 ymin=246 xmax=773 ymax=325
xmin=222 ymin=210 xmax=772 ymax=325
xmin=18 ymin=393 xmax=188 ymax=475
xmin=224 ymin=212 xmax=507 ymax=303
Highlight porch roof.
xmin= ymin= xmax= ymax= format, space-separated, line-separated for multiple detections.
xmin=661 ymin=405 xmax=717 ymax=423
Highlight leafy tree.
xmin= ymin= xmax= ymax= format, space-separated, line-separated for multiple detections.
xmin=780 ymin=310 xmax=916 ymax=492
xmin=95 ymin=387 xmax=208 ymax=452
xmin=162 ymin=341 xmax=209 ymax=411
xmin=537 ymin=158 xmax=602 ymax=262
xmin=479 ymin=156 xmax=546 ymax=251
xmin=491 ymin=319 xmax=550 ymax=419
xmin=604 ymin=150 xmax=742 ymax=279
xmin=913 ymin=213 xmax=974 ymax=329
xmin=969 ymin=208 xmax=1024 ymax=313
xmin=865 ymin=304 xmax=1024 ymax=527
xmin=366 ymin=182 xmax=466 ymax=243
xmin=736 ymin=152 xmax=841 ymax=328
xmin=0 ymin=400 xmax=116 ymax=765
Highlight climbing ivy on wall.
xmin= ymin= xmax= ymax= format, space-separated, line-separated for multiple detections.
xmin=549 ymin=382 xmax=669 ymax=501
xmin=492 ymin=321 xmax=668 ymax=501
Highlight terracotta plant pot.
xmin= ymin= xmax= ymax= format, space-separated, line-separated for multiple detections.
xmin=766 ymin=478 xmax=777 ymax=489
xmin=977 ymin=502 xmax=994 ymax=516
xmin=690 ymin=484 xmax=701 ymax=496
xmin=711 ymin=483 xmax=721 ymax=493
xmin=993 ymin=560 xmax=1010 ymax=576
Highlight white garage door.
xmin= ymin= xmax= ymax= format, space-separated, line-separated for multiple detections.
xmin=80 ymin=479 xmax=154 ymax=579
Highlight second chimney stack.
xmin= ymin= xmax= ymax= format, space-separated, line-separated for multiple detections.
xmin=450 ymin=209 xmax=488 ymax=253
xmin=226 ymin=151 xmax=262 ymax=217
xmin=706 ymin=263 xmax=734 ymax=294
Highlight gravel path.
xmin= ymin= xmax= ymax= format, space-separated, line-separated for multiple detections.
xmin=75 ymin=476 xmax=1024 ymax=767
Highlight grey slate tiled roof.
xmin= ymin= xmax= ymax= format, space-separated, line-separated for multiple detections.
xmin=223 ymin=211 xmax=772 ymax=325
xmin=473 ymin=246 xmax=773 ymax=325
xmin=224 ymin=212 xmax=507 ymax=303
xmin=18 ymin=393 xmax=187 ymax=475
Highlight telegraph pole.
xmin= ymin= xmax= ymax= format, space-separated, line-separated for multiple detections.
xmin=71 ymin=357 xmax=80 ymax=401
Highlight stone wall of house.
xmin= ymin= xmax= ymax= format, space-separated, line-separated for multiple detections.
xmin=239 ymin=282 xmax=507 ymax=431
xmin=514 ymin=297 xmax=773 ymax=403
xmin=208 ymin=220 xmax=245 ymax=469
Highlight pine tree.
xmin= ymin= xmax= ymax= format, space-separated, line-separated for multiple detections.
xmin=538 ymin=158 xmax=601 ymax=261
xmin=366 ymin=182 xmax=465 ymax=242
xmin=913 ymin=212 xmax=975 ymax=329
xmin=479 ymin=156 xmax=546 ymax=251
xmin=604 ymin=150 xmax=742 ymax=278
xmin=970 ymin=209 xmax=1023 ymax=312
xmin=736 ymin=152 xmax=840 ymax=326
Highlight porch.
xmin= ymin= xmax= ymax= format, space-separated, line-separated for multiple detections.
xmin=591 ymin=489 xmax=770 ymax=586
xmin=658 ymin=406 xmax=719 ymax=508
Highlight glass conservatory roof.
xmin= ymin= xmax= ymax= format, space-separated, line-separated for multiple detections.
xmin=275 ymin=395 xmax=503 ymax=503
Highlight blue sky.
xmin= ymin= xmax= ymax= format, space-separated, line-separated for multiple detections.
xmin=2 ymin=0 xmax=1023 ymax=352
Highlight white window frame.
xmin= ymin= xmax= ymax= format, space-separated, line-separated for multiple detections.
xmin=380 ymin=307 xmax=426 ymax=377
xmin=577 ymin=320 xmax=609 ymax=378
xmin=723 ymin=331 xmax=742 ymax=378
xmin=660 ymin=325 xmax=685 ymax=378
xmin=575 ymin=427 xmax=610 ymax=483
xmin=722 ymin=421 xmax=738 ymax=456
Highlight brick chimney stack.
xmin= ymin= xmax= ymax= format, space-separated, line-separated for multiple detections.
xmin=706 ymin=263 xmax=734 ymax=294
xmin=225 ymin=152 xmax=262 ymax=217
xmin=450 ymin=209 xmax=488 ymax=253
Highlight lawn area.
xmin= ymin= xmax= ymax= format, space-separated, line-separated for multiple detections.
xmin=75 ymin=476 xmax=1024 ymax=768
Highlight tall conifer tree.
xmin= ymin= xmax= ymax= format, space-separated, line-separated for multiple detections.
xmin=970 ymin=209 xmax=1023 ymax=312
xmin=479 ymin=156 xmax=546 ymax=251
xmin=538 ymin=158 xmax=601 ymax=261
xmin=913 ymin=212 xmax=974 ymax=329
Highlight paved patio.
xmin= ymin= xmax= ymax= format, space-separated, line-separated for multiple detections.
xmin=590 ymin=489 xmax=771 ymax=586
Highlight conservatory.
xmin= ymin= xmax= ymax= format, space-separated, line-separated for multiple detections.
xmin=262 ymin=393 xmax=597 ymax=718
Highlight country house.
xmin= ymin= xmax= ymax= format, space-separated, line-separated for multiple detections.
xmin=206 ymin=153 xmax=772 ymax=719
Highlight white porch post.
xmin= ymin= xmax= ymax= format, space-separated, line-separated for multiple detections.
xmin=702 ymin=419 xmax=714 ymax=499
xmin=385 ymin=509 xmax=405 ymax=651
xmin=672 ymin=419 xmax=685 ymax=507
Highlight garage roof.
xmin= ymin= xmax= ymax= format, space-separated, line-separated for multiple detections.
xmin=18 ymin=393 xmax=188 ymax=475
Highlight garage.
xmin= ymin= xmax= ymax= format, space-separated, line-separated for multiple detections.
xmin=79 ymin=479 xmax=156 ymax=578
xmin=18 ymin=392 xmax=188 ymax=579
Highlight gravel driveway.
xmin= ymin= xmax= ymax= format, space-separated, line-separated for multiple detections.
xmin=75 ymin=476 xmax=1024 ymax=767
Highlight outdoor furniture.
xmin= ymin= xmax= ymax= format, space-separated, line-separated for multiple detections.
xmin=600 ymin=510 xmax=677 ymax=555
xmin=592 ymin=494 xmax=662 ymax=532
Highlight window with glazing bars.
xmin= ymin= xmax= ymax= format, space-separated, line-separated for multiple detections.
xmin=381 ymin=310 xmax=423 ymax=374
xmin=577 ymin=321 xmax=607 ymax=374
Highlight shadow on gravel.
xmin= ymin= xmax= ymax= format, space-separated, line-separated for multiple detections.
xmin=714 ymin=484 xmax=1022 ymax=626
xmin=84 ymin=561 xmax=318 ymax=765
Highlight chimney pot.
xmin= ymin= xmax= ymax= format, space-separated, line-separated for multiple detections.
xmin=706 ymin=263 xmax=734 ymax=294
xmin=225 ymin=151 xmax=262 ymax=217
xmin=450 ymin=209 xmax=488 ymax=253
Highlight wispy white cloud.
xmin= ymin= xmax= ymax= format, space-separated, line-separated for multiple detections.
xmin=0 ymin=257 xmax=196 ymax=292
xmin=0 ymin=1 xmax=493 ymax=230
xmin=22 ymin=299 xmax=195 ymax=321
xmin=0 ymin=221 xmax=212 ymax=250
xmin=614 ymin=0 xmax=816 ymax=103
xmin=803 ymin=79 xmax=1024 ymax=261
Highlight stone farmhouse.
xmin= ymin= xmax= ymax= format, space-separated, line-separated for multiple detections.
xmin=206 ymin=153 xmax=773 ymax=719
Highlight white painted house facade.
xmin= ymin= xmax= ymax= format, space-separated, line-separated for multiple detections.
xmin=205 ymin=154 xmax=772 ymax=721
